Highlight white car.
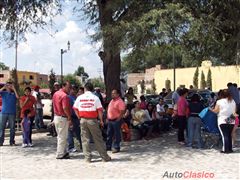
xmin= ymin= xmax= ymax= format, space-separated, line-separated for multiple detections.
xmin=40 ymin=89 xmax=52 ymax=118
xmin=42 ymin=98 xmax=52 ymax=118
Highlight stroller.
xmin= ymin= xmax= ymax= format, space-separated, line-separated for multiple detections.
xmin=200 ymin=109 xmax=221 ymax=149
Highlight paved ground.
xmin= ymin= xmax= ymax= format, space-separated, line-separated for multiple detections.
xmin=0 ymin=130 xmax=239 ymax=180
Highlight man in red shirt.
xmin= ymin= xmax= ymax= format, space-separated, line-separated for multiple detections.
xmin=52 ymin=81 xmax=72 ymax=159
xmin=106 ymin=89 xmax=126 ymax=153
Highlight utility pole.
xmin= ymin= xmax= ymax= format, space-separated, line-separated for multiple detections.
xmin=60 ymin=41 xmax=70 ymax=84
xmin=172 ymin=27 xmax=176 ymax=91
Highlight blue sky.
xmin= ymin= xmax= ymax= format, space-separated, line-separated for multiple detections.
xmin=0 ymin=2 xmax=103 ymax=78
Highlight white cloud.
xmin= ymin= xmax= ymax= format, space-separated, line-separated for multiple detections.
xmin=18 ymin=42 xmax=32 ymax=54
xmin=1 ymin=4 xmax=103 ymax=78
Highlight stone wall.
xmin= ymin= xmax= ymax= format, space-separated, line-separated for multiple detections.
xmin=127 ymin=73 xmax=145 ymax=87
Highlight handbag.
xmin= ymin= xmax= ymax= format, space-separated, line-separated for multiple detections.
xmin=225 ymin=114 xmax=235 ymax=124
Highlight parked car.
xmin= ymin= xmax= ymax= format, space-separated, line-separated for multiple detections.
xmin=144 ymin=94 xmax=159 ymax=105
xmin=164 ymin=89 xmax=213 ymax=107
xmin=163 ymin=92 xmax=174 ymax=107
xmin=39 ymin=89 xmax=52 ymax=118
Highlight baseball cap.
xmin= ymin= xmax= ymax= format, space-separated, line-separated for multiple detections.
xmin=33 ymin=85 xmax=40 ymax=90
xmin=54 ymin=82 xmax=60 ymax=86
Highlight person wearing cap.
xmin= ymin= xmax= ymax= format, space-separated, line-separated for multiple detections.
xmin=32 ymin=85 xmax=44 ymax=129
xmin=73 ymin=82 xmax=111 ymax=163
xmin=0 ymin=82 xmax=19 ymax=146
xmin=54 ymin=82 xmax=60 ymax=87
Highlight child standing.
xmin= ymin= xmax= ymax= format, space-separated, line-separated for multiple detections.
xmin=21 ymin=109 xmax=31 ymax=148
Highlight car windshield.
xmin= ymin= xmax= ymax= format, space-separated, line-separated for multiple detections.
xmin=40 ymin=92 xmax=51 ymax=99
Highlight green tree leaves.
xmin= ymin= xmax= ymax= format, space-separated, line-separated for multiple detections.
xmin=200 ymin=71 xmax=206 ymax=90
xmin=206 ymin=69 xmax=212 ymax=90
xmin=74 ymin=66 xmax=89 ymax=78
xmin=64 ymin=74 xmax=81 ymax=87
xmin=0 ymin=62 xmax=9 ymax=70
xmin=193 ymin=67 xmax=199 ymax=89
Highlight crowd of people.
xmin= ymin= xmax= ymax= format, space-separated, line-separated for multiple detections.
xmin=0 ymin=80 xmax=239 ymax=163
xmin=171 ymin=83 xmax=240 ymax=154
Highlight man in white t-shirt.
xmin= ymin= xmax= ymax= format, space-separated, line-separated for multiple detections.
xmin=73 ymin=82 xmax=111 ymax=163
xmin=156 ymin=98 xmax=166 ymax=119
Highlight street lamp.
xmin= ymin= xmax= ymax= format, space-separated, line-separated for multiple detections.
xmin=60 ymin=41 xmax=70 ymax=84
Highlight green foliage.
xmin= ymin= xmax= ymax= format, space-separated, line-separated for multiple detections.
xmin=165 ymin=79 xmax=171 ymax=90
xmin=88 ymin=78 xmax=105 ymax=90
xmin=0 ymin=1 xmax=61 ymax=42
xmin=151 ymin=79 xmax=156 ymax=95
xmin=64 ymin=74 xmax=81 ymax=87
xmin=74 ymin=66 xmax=89 ymax=78
xmin=140 ymin=80 xmax=145 ymax=94
xmin=18 ymin=87 xmax=25 ymax=96
xmin=40 ymin=83 xmax=49 ymax=89
xmin=122 ymin=44 xmax=184 ymax=73
xmin=0 ymin=62 xmax=9 ymax=70
xmin=146 ymin=89 xmax=151 ymax=94
xmin=200 ymin=71 xmax=206 ymax=90
xmin=206 ymin=69 xmax=212 ymax=90
xmin=2 ymin=1 xmax=240 ymax=96
xmin=120 ymin=1 xmax=240 ymax=72
xmin=49 ymin=69 xmax=56 ymax=92
xmin=193 ymin=67 xmax=199 ymax=89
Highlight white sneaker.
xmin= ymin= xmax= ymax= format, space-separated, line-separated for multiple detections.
xmin=22 ymin=144 xmax=28 ymax=148
xmin=68 ymin=148 xmax=77 ymax=153
xmin=28 ymin=143 xmax=34 ymax=147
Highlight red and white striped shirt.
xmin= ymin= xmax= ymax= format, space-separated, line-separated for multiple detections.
xmin=73 ymin=91 xmax=103 ymax=119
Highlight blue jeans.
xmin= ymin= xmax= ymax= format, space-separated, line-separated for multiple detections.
xmin=25 ymin=116 xmax=34 ymax=144
xmin=0 ymin=113 xmax=16 ymax=145
xmin=187 ymin=116 xmax=203 ymax=148
xmin=106 ymin=120 xmax=122 ymax=150
xmin=23 ymin=130 xmax=30 ymax=144
xmin=35 ymin=108 xmax=44 ymax=129
xmin=67 ymin=117 xmax=81 ymax=149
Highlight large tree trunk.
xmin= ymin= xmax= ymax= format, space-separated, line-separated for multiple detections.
xmin=102 ymin=51 xmax=121 ymax=102
xmin=97 ymin=0 xmax=121 ymax=102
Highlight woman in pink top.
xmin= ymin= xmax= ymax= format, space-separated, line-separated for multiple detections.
xmin=177 ymin=88 xmax=189 ymax=144
xmin=139 ymin=95 xmax=147 ymax=110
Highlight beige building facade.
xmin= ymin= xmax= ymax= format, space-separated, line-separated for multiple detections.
xmin=0 ymin=70 xmax=49 ymax=87
xmin=154 ymin=61 xmax=240 ymax=92
xmin=127 ymin=73 xmax=145 ymax=87
xmin=0 ymin=70 xmax=11 ymax=83
xmin=37 ymin=74 xmax=49 ymax=85
xmin=127 ymin=65 xmax=162 ymax=89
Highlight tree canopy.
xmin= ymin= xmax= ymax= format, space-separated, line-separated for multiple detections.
xmin=0 ymin=62 xmax=9 ymax=70
xmin=0 ymin=0 xmax=61 ymax=42
xmin=1 ymin=0 xmax=240 ymax=99
xmin=74 ymin=66 xmax=89 ymax=78
xmin=64 ymin=74 xmax=81 ymax=87
xmin=121 ymin=0 xmax=240 ymax=73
